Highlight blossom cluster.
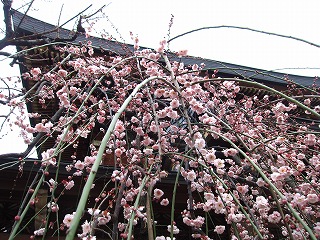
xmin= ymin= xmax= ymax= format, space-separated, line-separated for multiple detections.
xmin=8 ymin=39 xmax=320 ymax=240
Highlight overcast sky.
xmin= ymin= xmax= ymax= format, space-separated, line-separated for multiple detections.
xmin=0 ymin=0 xmax=319 ymax=155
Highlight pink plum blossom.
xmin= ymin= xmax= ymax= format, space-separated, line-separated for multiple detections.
xmin=214 ymin=225 xmax=226 ymax=234
xmin=154 ymin=188 xmax=164 ymax=199
xmin=160 ymin=198 xmax=169 ymax=206
xmin=30 ymin=67 xmax=41 ymax=77
xmin=167 ymin=225 xmax=180 ymax=234
xmin=34 ymin=228 xmax=45 ymax=236
xmin=63 ymin=213 xmax=75 ymax=228
xmin=64 ymin=180 xmax=75 ymax=190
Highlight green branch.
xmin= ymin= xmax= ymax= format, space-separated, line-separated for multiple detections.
xmin=65 ymin=75 xmax=164 ymax=240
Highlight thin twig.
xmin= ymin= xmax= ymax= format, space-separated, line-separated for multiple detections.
xmin=59 ymin=4 xmax=92 ymax=28
xmin=16 ymin=0 xmax=35 ymax=30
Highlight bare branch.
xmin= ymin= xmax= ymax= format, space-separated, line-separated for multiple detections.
xmin=0 ymin=50 xmax=11 ymax=56
xmin=0 ymin=4 xmax=93 ymax=51
xmin=168 ymin=25 xmax=320 ymax=48
xmin=57 ymin=3 xmax=64 ymax=26
xmin=0 ymin=36 xmax=78 ymax=51
xmin=0 ymin=33 xmax=50 ymax=50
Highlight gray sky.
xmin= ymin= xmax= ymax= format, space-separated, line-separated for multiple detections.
xmin=0 ymin=0 xmax=319 ymax=155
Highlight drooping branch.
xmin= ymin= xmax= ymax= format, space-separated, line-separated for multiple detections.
xmin=208 ymin=129 xmax=317 ymax=240
xmin=168 ymin=25 xmax=320 ymax=48
xmin=66 ymin=75 xmax=165 ymax=240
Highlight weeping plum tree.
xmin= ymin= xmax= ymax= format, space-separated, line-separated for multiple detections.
xmin=1 ymin=2 xmax=320 ymax=240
